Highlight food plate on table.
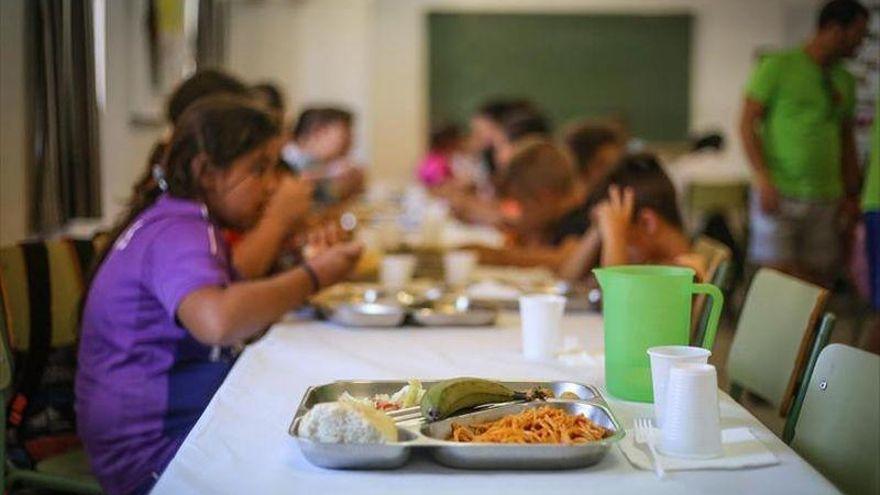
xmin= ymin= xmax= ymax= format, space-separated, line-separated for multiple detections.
xmin=312 ymin=283 xmax=498 ymax=328
xmin=466 ymin=279 xmax=597 ymax=312
xmin=288 ymin=379 xmax=623 ymax=470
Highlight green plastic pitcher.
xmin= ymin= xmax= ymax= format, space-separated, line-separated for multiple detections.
xmin=593 ymin=265 xmax=723 ymax=402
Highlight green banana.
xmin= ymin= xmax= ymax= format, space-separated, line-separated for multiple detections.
xmin=420 ymin=378 xmax=519 ymax=421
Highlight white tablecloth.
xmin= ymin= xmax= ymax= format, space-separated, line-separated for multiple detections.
xmin=152 ymin=311 xmax=838 ymax=495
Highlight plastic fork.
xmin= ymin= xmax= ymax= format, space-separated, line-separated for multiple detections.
xmin=634 ymin=417 xmax=666 ymax=479
xmin=386 ymin=400 xmax=526 ymax=424
xmin=387 ymin=406 xmax=422 ymax=424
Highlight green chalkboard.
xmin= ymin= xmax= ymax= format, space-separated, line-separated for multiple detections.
xmin=428 ymin=12 xmax=692 ymax=141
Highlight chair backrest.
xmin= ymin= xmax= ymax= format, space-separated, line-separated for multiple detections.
xmin=686 ymin=181 xmax=749 ymax=214
xmin=789 ymin=344 xmax=880 ymax=495
xmin=782 ymin=312 xmax=835 ymax=444
xmin=727 ymin=268 xmax=828 ymax=416
xmin=0 ymin=238 xmax=99 ymax=465
xmin=0 ymin=239 xmax=96 ymax=353
xmin=693 ymin=236 xmax=732 ymax=279
xmin=691 ymin=236 xmax=732 ymax=346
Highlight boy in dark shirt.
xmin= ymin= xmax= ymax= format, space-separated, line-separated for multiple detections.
xmin=471 ymin=138 xmax=597 ymax=272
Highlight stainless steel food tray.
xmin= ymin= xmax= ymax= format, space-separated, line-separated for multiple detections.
xmin=320 ymin=303 xmax=498 ymax=328
xmin=314 ymin=284 xmax=499 ymax=328
xmin=469 ymin=286 xmax=597 ymax=313
xmin=289 ymin=380 xmax=622 ymax=470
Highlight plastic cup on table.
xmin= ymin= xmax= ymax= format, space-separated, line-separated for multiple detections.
xmin=647 ymin=346 xmax=712 ymax=428
xmin=443 ymin=250 xmax=478 ymax=287
xmin=660 ymin=363 xmax=723 ymax=459
xmin=518 ymin=294 xmax=566 ymax=361
xmin=380 ymin=254 xmax=416 ymax=290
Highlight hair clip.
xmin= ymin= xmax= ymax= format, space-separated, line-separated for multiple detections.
xmin=152 ymin=164 xmax=169 ymax=192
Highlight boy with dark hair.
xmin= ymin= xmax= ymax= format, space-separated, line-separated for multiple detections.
xmin=251 ymin=82 xmax=286 ymax=125
xmin=562 ymin=122 xmax=624 ymax=196
xmin=166 ymin=69 xmax=249 ymax=125
xmin=468 ymin=139 xmax=593 ymax=271
xmin=593 ymin=154 xmax=706 ymax=278
xmin=492 ymin=107 xmax=552 ymax=171
xmin=281 ymin=106 xmax=363 ymax=205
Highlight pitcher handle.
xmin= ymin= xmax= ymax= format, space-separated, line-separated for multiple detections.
xmin=692 ymin=283 xmax=724 ymax=350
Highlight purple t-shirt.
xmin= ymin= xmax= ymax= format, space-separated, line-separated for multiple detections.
xmin=76 ymin=196 xmax=235 ymax=495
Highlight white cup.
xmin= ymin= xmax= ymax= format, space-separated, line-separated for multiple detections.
xmin=380 ymin=254 xmax=416 ymax=290
xmin=647 ymin=346 xmax=711 ymax=428
xmin=443 ymin=250 xmax=478 ymax=287
xmin=421 ymin=204 xmax=449 ymax=247
xmin=660 ymin=363 xmax=723 ymax=459
xmin=519 ymin=294 xmax=566 ymax=361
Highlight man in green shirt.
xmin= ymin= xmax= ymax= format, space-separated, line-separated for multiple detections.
xmin=740 ymin=0 xmax=868 ymax=286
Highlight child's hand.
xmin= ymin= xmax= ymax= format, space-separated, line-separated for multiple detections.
xmin=264 ymin=176 xmax=313 ymax=231
xmin=593 ymin=185 xmax=634 ymax=267
xmin=594 ymin=185 xmax=634 ymax=241
xmin=331 ymin=165 xmax=365 ymax=200
xmin=307 ymin=241 xmax=363 ymax=288
xmin=300 ymin=223 xmax=347 ymax=259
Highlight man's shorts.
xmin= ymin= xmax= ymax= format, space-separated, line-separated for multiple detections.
xmin=865 ymin=211 xmax=880 ymax=311
xmin=748 ymin=192 xmax=840 ymax=279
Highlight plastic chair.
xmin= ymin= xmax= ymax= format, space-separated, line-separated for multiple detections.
xmin=786 ymin=344 xmax=879 ymax=495
xmin=691 ymin=236 xmax=733 ymax=348
xmin=727 ymin=268 xmax=829 ymax=417
xmin=781 ymin=312 xmax=835 ymax=444
xmin=0 ymin=239 xmax=103 ymax=494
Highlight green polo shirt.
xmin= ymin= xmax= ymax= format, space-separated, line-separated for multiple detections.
xmin=862 ymin=99 xmax=879 ymax=212
xmin=745 ymin=48 xmax=856 ymax=200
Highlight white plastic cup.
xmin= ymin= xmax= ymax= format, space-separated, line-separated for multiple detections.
xmin=660 ymin=363 xmax=723 ymax=459
xmin=443 ymin=250 xmax=478 ymax=287
xmin=421 ymin=204 xmax=449 ymax=247
xmin=647 ymin=346 xmax=712 ymax=428
xmin=380 ymin=254 xmax=416 ymax=290
xmin=519 ymin=294 xmax=566 ymax=361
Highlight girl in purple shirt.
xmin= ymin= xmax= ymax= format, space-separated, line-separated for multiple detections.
xmin=76 ymin=96 xmax=362 ymax=495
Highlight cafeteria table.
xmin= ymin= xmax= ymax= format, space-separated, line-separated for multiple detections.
xmin=152 ymin=310 xmax=839 ymax=494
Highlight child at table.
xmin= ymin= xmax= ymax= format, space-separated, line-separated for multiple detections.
xmin=76 ymin=96 xmax=362 ymax=495
xmin=468 ymin=138 xmax=596 ymax=272
xmin=593 ymin=153 xmax=707 ymax=278
xmin=562 ymin=121 xmax=624 ymax=197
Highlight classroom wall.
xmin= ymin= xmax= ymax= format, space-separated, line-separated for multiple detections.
xmin=226 ymin=0 xmax=374 ymax=163
xmin=0 ymin=0 xmax=822 ymax=244
xmin=226 ymin=0 xmax=816 ymax=189
xmin=99 ymin=0 xmax=165 ymax=225
xmin=369 ymin=0 xmax=799 ymax=186
xmin=0 ymin=0 xmax=28 ymax=245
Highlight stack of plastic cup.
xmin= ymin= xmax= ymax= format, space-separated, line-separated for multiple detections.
xmin=443 ymin=250 xmax=478 ymax=287
xmin=518 ymin=294 xmax=566 ymax=361
xmin=380 ymin=254 xmax=416 ymax=290
xmin=660 ymin=363 xmax=723 ymax=459
xmin=647 ymin=346 xmax=712 ymax=427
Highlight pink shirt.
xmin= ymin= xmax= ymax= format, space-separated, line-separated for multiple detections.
xmin=417 ymin=151 xmax=453 ymax=186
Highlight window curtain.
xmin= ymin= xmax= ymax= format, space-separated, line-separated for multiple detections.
xmin=197 ymin=0 xmax=227 ymax=69
xmin=28 ymin=0 xmax=101 ymax=234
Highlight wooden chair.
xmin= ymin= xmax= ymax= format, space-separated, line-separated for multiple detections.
xmin=691 ymin=236 xmax=733 ymax=348
xmin=726 ymin=268 xmax=829 ymax=417
xmin=785 ymin=343 xmax=879 ymax=495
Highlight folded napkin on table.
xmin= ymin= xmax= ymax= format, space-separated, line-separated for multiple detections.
xmin=619 ymin=427 xmax=779 ymax=471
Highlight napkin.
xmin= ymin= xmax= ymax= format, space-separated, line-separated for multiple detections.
xmin=619 ymin=427 xmax=779 ymax=471
xmin=466 ymin=280 xmax=522 ymax=301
